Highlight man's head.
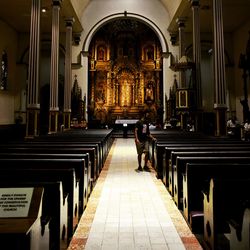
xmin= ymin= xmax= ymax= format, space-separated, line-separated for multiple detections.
xmin=142 ymin=110 xmax=150 ymax=121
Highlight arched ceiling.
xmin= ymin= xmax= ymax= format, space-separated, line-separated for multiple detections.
xmin=0 ymin=0 xmax=83 ymax=33
xmin=0 ymin=0 xmax=250 ymax=35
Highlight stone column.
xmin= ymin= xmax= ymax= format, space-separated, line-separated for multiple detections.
xmin=176 ymin=18 xmax=186 ymax=88
xmin=155 ymin=71 xmax=160 ymax=102
xmin=213 ymin=0 xmax=227 ymax=136
xmin=132 ymin=82 xmax=135 ymax=106
xmin=90 ymin=71 xmax=95 ymax=105
xmin=63 ymin=18 xmax=74 ymax=130
xmin=111 ymin=73 xmax=115 ymax=105
xmin=115 ymin=79 xmax=119 ymax=106
xmin=26 ymin=0 xmax=41 ymax=138
xmin=49 ymin=0 xmax=62 ymax=134
xmin=190 ymin=0 xmax=202 ymax=109
xmin=106 ymin=72 xmax=112 ymax=106
xmin=135 ymin=74 xmax=139 ymax=104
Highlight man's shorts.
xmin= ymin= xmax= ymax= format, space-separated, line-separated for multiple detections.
xmin=136 ymin=140 xmax=149 ymax=155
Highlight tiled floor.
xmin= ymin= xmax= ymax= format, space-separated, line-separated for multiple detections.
xmin=68 ymin=138 xmax=202 ymax=250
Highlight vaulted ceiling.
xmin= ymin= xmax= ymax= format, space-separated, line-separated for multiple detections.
xmin=0 ymin=0 xmax=250 ymax=35
xmin=0 ymin=0 xmax=83 ymax=33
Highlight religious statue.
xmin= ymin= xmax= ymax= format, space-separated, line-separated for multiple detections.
xmin=145 ymin=82 xmax=154 ymax=102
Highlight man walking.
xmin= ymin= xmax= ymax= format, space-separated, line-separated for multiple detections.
xmin=134 ymin=110 xmax=156 ymax=172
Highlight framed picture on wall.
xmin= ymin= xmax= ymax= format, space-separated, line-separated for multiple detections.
xmin=176 ymin=89 xmax=188 ymax=108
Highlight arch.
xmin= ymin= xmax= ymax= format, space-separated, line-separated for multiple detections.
xmin=82 ymin=12 xmax=170 ymax=123
xmin=18 ymin=40 xmax=66 ymax=65
xmin=83 ymin=12 xmax=168 ymax=53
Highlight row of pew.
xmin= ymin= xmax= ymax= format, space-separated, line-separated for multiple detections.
xmin=0 ymin=128 xmax=114 ymax=250
xmin=150 ymin=129 xmax=250 ymax=250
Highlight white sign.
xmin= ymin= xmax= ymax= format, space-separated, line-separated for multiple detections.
xmin=0 ymin=188 xmax=34 ymax=217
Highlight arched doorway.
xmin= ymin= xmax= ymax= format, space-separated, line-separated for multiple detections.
xmin=87 ymin=18 xmax=164 ymax=128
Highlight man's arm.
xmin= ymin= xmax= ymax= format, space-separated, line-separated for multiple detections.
xmin=149 ymin=133 xmax=156 ymax=141
xmin=148 ymin=127 xmax=156 ymax=141
xmin=135 ymin=127 xmax=140 ymax=143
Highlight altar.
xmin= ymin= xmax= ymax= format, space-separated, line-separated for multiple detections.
xmin=115 ymin=119 xmax=138 ymax=125
xmin=114 ymin=119 xmax=138 ymax=138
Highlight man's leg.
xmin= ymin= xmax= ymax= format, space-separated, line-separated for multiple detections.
xmin=143 ymin=141 xmax=150 ymax=171
xmin=135 ymin=142 xmax=143 ymax=171
xmin=144 ymin=152 xmax=148 ymax=166
xmin=143 ymin=152 xmax=150 ymax=171
xmin=137 ymin=154 xmax=143 ymax=171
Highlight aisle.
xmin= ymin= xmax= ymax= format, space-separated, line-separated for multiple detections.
xmin=68 ymin=138 xmax=202 ymax=250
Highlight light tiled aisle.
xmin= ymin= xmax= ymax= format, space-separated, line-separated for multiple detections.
xmin=68 ymin=138 xmax=202 ymax=250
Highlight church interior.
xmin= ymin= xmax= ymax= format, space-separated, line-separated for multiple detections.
xmin=0 ymin=1 xmax=250 ymax=250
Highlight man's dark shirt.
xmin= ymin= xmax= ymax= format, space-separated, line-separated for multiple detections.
xmin=135 ymin=119 xmax=150 ymax=142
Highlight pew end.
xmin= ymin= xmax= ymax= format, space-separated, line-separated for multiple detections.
xmin=203 ymin=178 xmax=250 ymax=250
xmin=225 ymin=207 xmax=250 ymax=250
xmin=0 ymin=187 xmax=48 ymax=250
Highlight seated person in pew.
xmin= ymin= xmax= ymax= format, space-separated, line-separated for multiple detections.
xmin=70 ymin=118 xmax=84 ymax=129
xmin=226 ymin=116 xmax=240 ymax=137
xmin=79 ymin=119 xmax=88 ymax=129
xmin=243 ymin=119 xmax=250 ymax=141
xmin=186 ymin=119 xmax=195 ymax=132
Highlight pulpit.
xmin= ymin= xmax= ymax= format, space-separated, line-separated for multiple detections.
xmin=170 ymin=56 xmax=196 ymax=129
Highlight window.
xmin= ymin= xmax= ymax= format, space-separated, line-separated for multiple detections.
xmin=1 ymin=51 xmax=8 ymax=90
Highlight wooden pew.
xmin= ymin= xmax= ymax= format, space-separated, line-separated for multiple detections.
xmin=225 ymin=207 xmax=250 ymax=250
xmin=47 ymin=128 xmax=114 ymax=154
xmin=0 ymin=182 xmax=67 ymax=250
xmin=0 ymin=145 xmax=94 ymax=192
xmin=0 ymin=147 xmax=92 ymax=196
xmin=169 ymin=150 xmax=250 ymax=196
xmin=34 ymin=128 xmax=114 ymax=167
xmin=2 ymin=152 xmax=88 ymax=204
xmin=182 ymin=163 xmax=250 ymax=231
xmin=0 ymin=144 xmax=98 ymax=186
xmin=0 ymin=158 xmax=86 ymax=245
xmin=0 ymin=168 xmax=73 ymax=247
xmin=164 ymin=145 xmax=250 ymax=188
xmin=153 ymin=140 xmax=249 ymax=180
xmin=167 ymin=147 xmax=250 ymax=195
xmin=203 ymin=178 xmax=250 ymax=250
xmin=22 ymin=141 xmax=102 ymax=178
xmin=173 ymin=156 xmax=250 ymax=209
xmin=12 ymin=129 xmax=112 ymax=178
xmin=0 ymin=187 xmax=49 ymax=250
